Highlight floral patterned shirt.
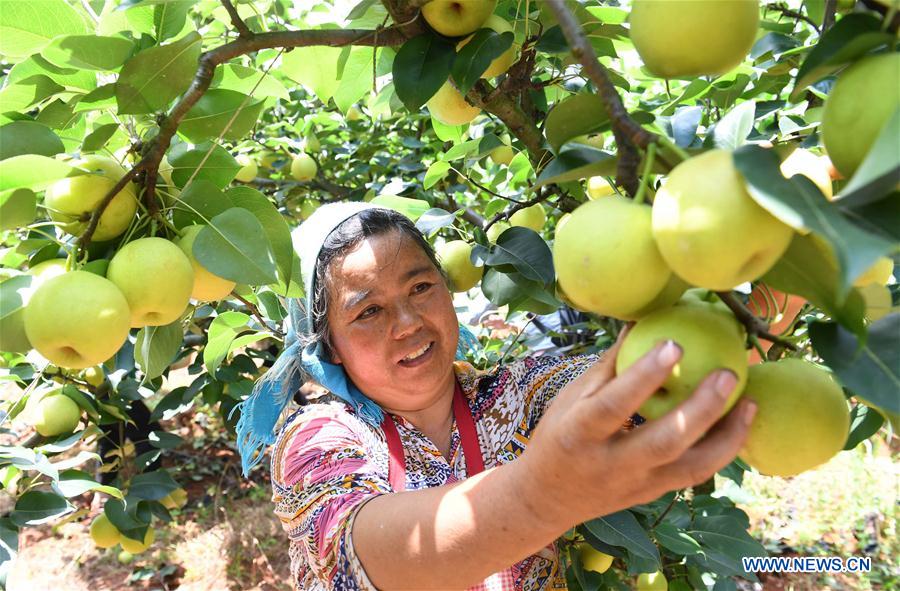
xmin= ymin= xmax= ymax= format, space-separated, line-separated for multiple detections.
xmin=270 ymin=354 xmax=638 ymax=590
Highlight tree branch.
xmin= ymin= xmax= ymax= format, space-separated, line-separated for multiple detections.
xmin=234 ymin=293 xmax=284 ymax=338
xmin=823 ymin=0 xmax=838 ymax=30
xmin=76 ymin=164 xmax=144 ymax=253
xmin=716 ymin=291 xmax=798 ymax=350
xmin=770 ymin=2 xmax=820 ymax=32
xmin=221 ymin=0 xmax=253 ymax=39
xmin=543 ymin=0 xmax=659 ymax=195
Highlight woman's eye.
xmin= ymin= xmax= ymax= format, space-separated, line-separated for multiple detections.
xmin=358 ymin=306 xmax=379 ymax=319
xmin=413 ymin=282 xmax=432 ymax=294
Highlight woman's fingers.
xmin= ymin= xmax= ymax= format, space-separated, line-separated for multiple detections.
xmin=651 ymin=398 xmax=757 ymax=490
xmin=580 ymin=340 xmax=683 ymax=439
xmin=611 ymin=369 xmax=741 ymax=467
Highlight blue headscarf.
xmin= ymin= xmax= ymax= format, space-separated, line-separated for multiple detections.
xmin=233 ymin=202 xmax=480 ymax=475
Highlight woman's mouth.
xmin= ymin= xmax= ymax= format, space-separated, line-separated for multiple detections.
xmin=398 ymin=341 xmax=434 ymax=367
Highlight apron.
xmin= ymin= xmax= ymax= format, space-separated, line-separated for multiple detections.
xmin=379 ymin=380 xmax=521 ymax=591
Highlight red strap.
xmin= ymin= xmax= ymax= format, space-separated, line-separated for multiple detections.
xmin=380 ymin=380 xmax=484 ymax=491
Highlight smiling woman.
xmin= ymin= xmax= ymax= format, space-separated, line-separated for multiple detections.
xmin=237 ymin=203 xmax=755 ymax=591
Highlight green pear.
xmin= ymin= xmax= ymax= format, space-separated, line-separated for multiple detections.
xmin=33 ymin=393 xmax=81 ymax=436
xmin=579 ymin=545 xmax=613 ymax=574
xmin=485 ymin=221 xmax=510 ymax=243
xmin=120 ymin=527 xmax=155 ymax=553
xmin=739 ymin=359 xmax=850 ymax=477
xmin=0 ymin=259 xmax=67 ymax=353
xmin=90 ymin=514 xmax=122 ymax=549
xmin=489 ymin=144 xmax=515 ymax=166
xmin=421 ymin=0 xmax=497 ymax=37
xmin=630 ymin=0 xmax=759 ymax=77
xmin=24 ymin=271 xmax=131 ymax=369
xmin=457 ymin=14 xmax=516 ymax=77
xmin=780 ymin=148 xmax=832 ymax=200
xmin=616 ymin=299 xmax=748 ymax=420
xmin=438 ymin=240 xmax=482 ymax=292
xmin=636 ymin=570 xmax=668 ymax=591
xmin=587 ymin=176 xmax=615 ymax=199
xmin=107 ymin=238 xmax=194 ymax=328
xmin=45 ymin=172 xmax=138 ymax=242
xmin=234 ymin=154 xmax=258 ymax=183
xmin=822 ymin=53 xmax=900 ymax=177
xmin=652 ymin=149 xmax=795 ymax=290
xmin=553 ymin=197 xmax=678 ymax=320
xmin=176 ymin=226 xmax=236 ymax=302
xmin=290 ymin=153 xmax=317 ymax=181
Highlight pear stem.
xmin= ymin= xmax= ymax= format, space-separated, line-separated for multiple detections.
xmin=634 ymin=142 xmax=658 ymax=205
xmin=658 ymin=136 xmax=691 ymax=164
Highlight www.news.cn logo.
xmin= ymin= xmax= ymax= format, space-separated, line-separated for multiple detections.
xmin=742 ymin=556 xmax=872 ymax=573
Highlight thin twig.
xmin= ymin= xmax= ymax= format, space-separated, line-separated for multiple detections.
xmin=771 ymin=3 xmax=821 ymax=32
xmin=716 ymin=291 xmax=797 ymax=350
xmin=76 ymin=164 xmax=145 ymax=252
xmin=221 ymin=0 xmax=253 ymax=38
xmin=234 ymin=293 xmax=284 ymax=338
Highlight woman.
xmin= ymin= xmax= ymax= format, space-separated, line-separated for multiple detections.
xmin=235 ymin=202 xmax=757 ymax=590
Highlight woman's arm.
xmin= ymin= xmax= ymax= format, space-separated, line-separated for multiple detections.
xmin=353 ymin=336 xmax=757 ymax=590
xmin=352 ymin=457 xmax=566 ymax=590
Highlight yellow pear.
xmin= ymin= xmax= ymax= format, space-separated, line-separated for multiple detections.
xmin=107 ymin=238 xmax=194 ymax=328
xmin=33 ymin=393 xmax=81 ymax=436
xmin=422 ymin=0 xmax=497 ymax=37
xmin=176 ymin=226 xmax=236 ymax=302
xmin=554 ymin=197 xmax=678 ymax=320
xmin=234 ymin=154 xmax=258 ymax=183
xmin=509 ymin=204 xmax=546 ymax=231
xmin=0 ymin=259 xmax=68 ymax=354
xmin=739 ymin=359 xmax=850 ymax=477
xmin=24 ymin=271 xmax=131 ymax=369
xmin=630 ymin=0 xmax=759 ymax=78
xmin=291 ymin=153 xmax=317 ymax=181
xmin=45 ymin=169 xmax=138 ymax=242
xmin=652 ymin=150 xmax=795 ymax=290
xmin=579 ymin=545 xmax=613 ymax=574
xmin=90 ymin=514 xmax=122 ymax=549
xmin=438 ymin=240 xmax=482 ymax=292
xmin=457 ymin=14 xmax=516 ymax=77
xmin=637 ymin=571 xmax=668 ymax=591
xmin=822 ymin=53 xmax=900 ymax=177
xmin=854 ymin=256 xmax=894 ymax=287
xmin=160 ymin=488 xmax=188 ymax=510
xmin=485 ymin=221 xmax=509 ymax=243
xmin=616 ymin=298 xmax=748 ymax=420
xmin=120 ymin=527 xmax=155 ymax=553
xmin=587 ymin=176 xmax=615 ymax=199
xmin=489 ymin=144 xmax=515 ymax=166
xmin=427 ymin=81 xmax=481 ymax=126
xmin=780 ymin=148 xmax=832 ymax=200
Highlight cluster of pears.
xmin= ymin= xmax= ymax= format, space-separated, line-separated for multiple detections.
xmin=16 ymin=228 xmax=235 ymax=371
xmin=575 ymin=541 xmax=667 ymax=589
xmin=421 ymin=0 xmax=517 ymax=126
xmin=90 ymin=489 xmax=185 ymax=553
xmin=436 ymin=203 xmax=546 ymax=292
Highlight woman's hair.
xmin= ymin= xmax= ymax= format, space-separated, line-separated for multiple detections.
xmin=305 ymin=207 xmax=445 ymax=359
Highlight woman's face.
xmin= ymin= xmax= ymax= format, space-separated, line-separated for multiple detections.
xmin=325 ymin=231 xmax=459 ymax=412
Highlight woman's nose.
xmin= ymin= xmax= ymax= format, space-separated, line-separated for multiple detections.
xmin=391 ymin=301 xmax=424 ymax=339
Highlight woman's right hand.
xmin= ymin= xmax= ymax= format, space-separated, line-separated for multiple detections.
xmin=515 ymin=328 xmax=758 ymax=530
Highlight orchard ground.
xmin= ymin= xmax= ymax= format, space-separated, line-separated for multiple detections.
xmin=2 ymin=377 xmax=896 ymax=591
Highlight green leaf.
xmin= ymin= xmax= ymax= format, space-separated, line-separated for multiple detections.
xmin=0 ymin=188 xmax=36 ymax=230
xmin=6 ymin=54 xmax=96 ymax=92
xmin=134 ymin=321 xmax=184 ymax=381
xmin=172 ymin=179 xmax=233 ymax=228
xmin=415 ymin=208 xmax=457 ymax=236
xmin=761 ymin=233 xmax=867 ymax=338
xmin=709 ymin=100 xmax=755 ymax=150
xmin=0 ymin=75 xmax=65 ymax=112
xmin=148 ymin=430 xmax=185 ymax=449
xmin=335 ymin=47 xmax=376 ymax=113
xmin=116 ymin=31 xmax=202 ymax=114
xmin=55 ymin=470 xmax=123 ymax=499
xmin=11 ymin=491 xmax=72 ymax=526
xmin=204 ymin=311 xmax=252 ymax=374
xmin=583 ymin=511 xmax=661 ymax=566
xmin=226 ymin=186 xmax=294 ymax=290
xmin=74 ymin=84 xmax=118 ymax=113
xmin=810 ymin=314 xmax=900 ymax=415
xmin=129 ymin=470 xmax=179 ymax=501
xmin=196 ymin=210 xmax=278 ymax=285
xmin=442 ymin=138 xmax=480 ymax=161
xmin=735 ymin=146 xmax=895 ymax=298
xmin=0 ymin=155 xmax=74 ymax=191
xmin=474 ymin=227 xmax=554 ymax=286
xmin=843 ymin=404 xmax=885 ymax=450
xmin=393 ymin=34 xmax=456 ymax=112
xmin=535 ymin=148 xmax=616 ymax=188
xmin=654 ymin=523 xmax=702 ymax=556
xmin=0 ymin=0 xmax=89 ymax=60
xmin=791 ymin=14 xmax=892 ymax=101
xmin=281 ymin=45 xmax=344 ymax=104
xmin=369 ymin=194 xmax=431 ymax=221
xmin=0 ymin=121 xmax=64 ymax=160
xmin=451 ymin=29 xmax=513 ymax=95
xmin=838 ymin=109 xmax=900 ymax=208
xmin=154 ymin=0 xmax=195 ymax=42
xmin=212 ymin=63 xmax=290 ymax=100
xmin=168 ymin=141 xmax=241 ymax=190
xmin=178 ymin=89 xmax=266 ymax=142
xmin=424 ymin=161 xmax=451 ymax=189
xmin=688 ymin=515 xmax=766 ymax=578
xmin=81 ymin=122 xmax=120 ymax=152
xmin=545 ymin=93 xmax=609 ymax=153
xmin=41 ymin=35 xmax=135 ymax=71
